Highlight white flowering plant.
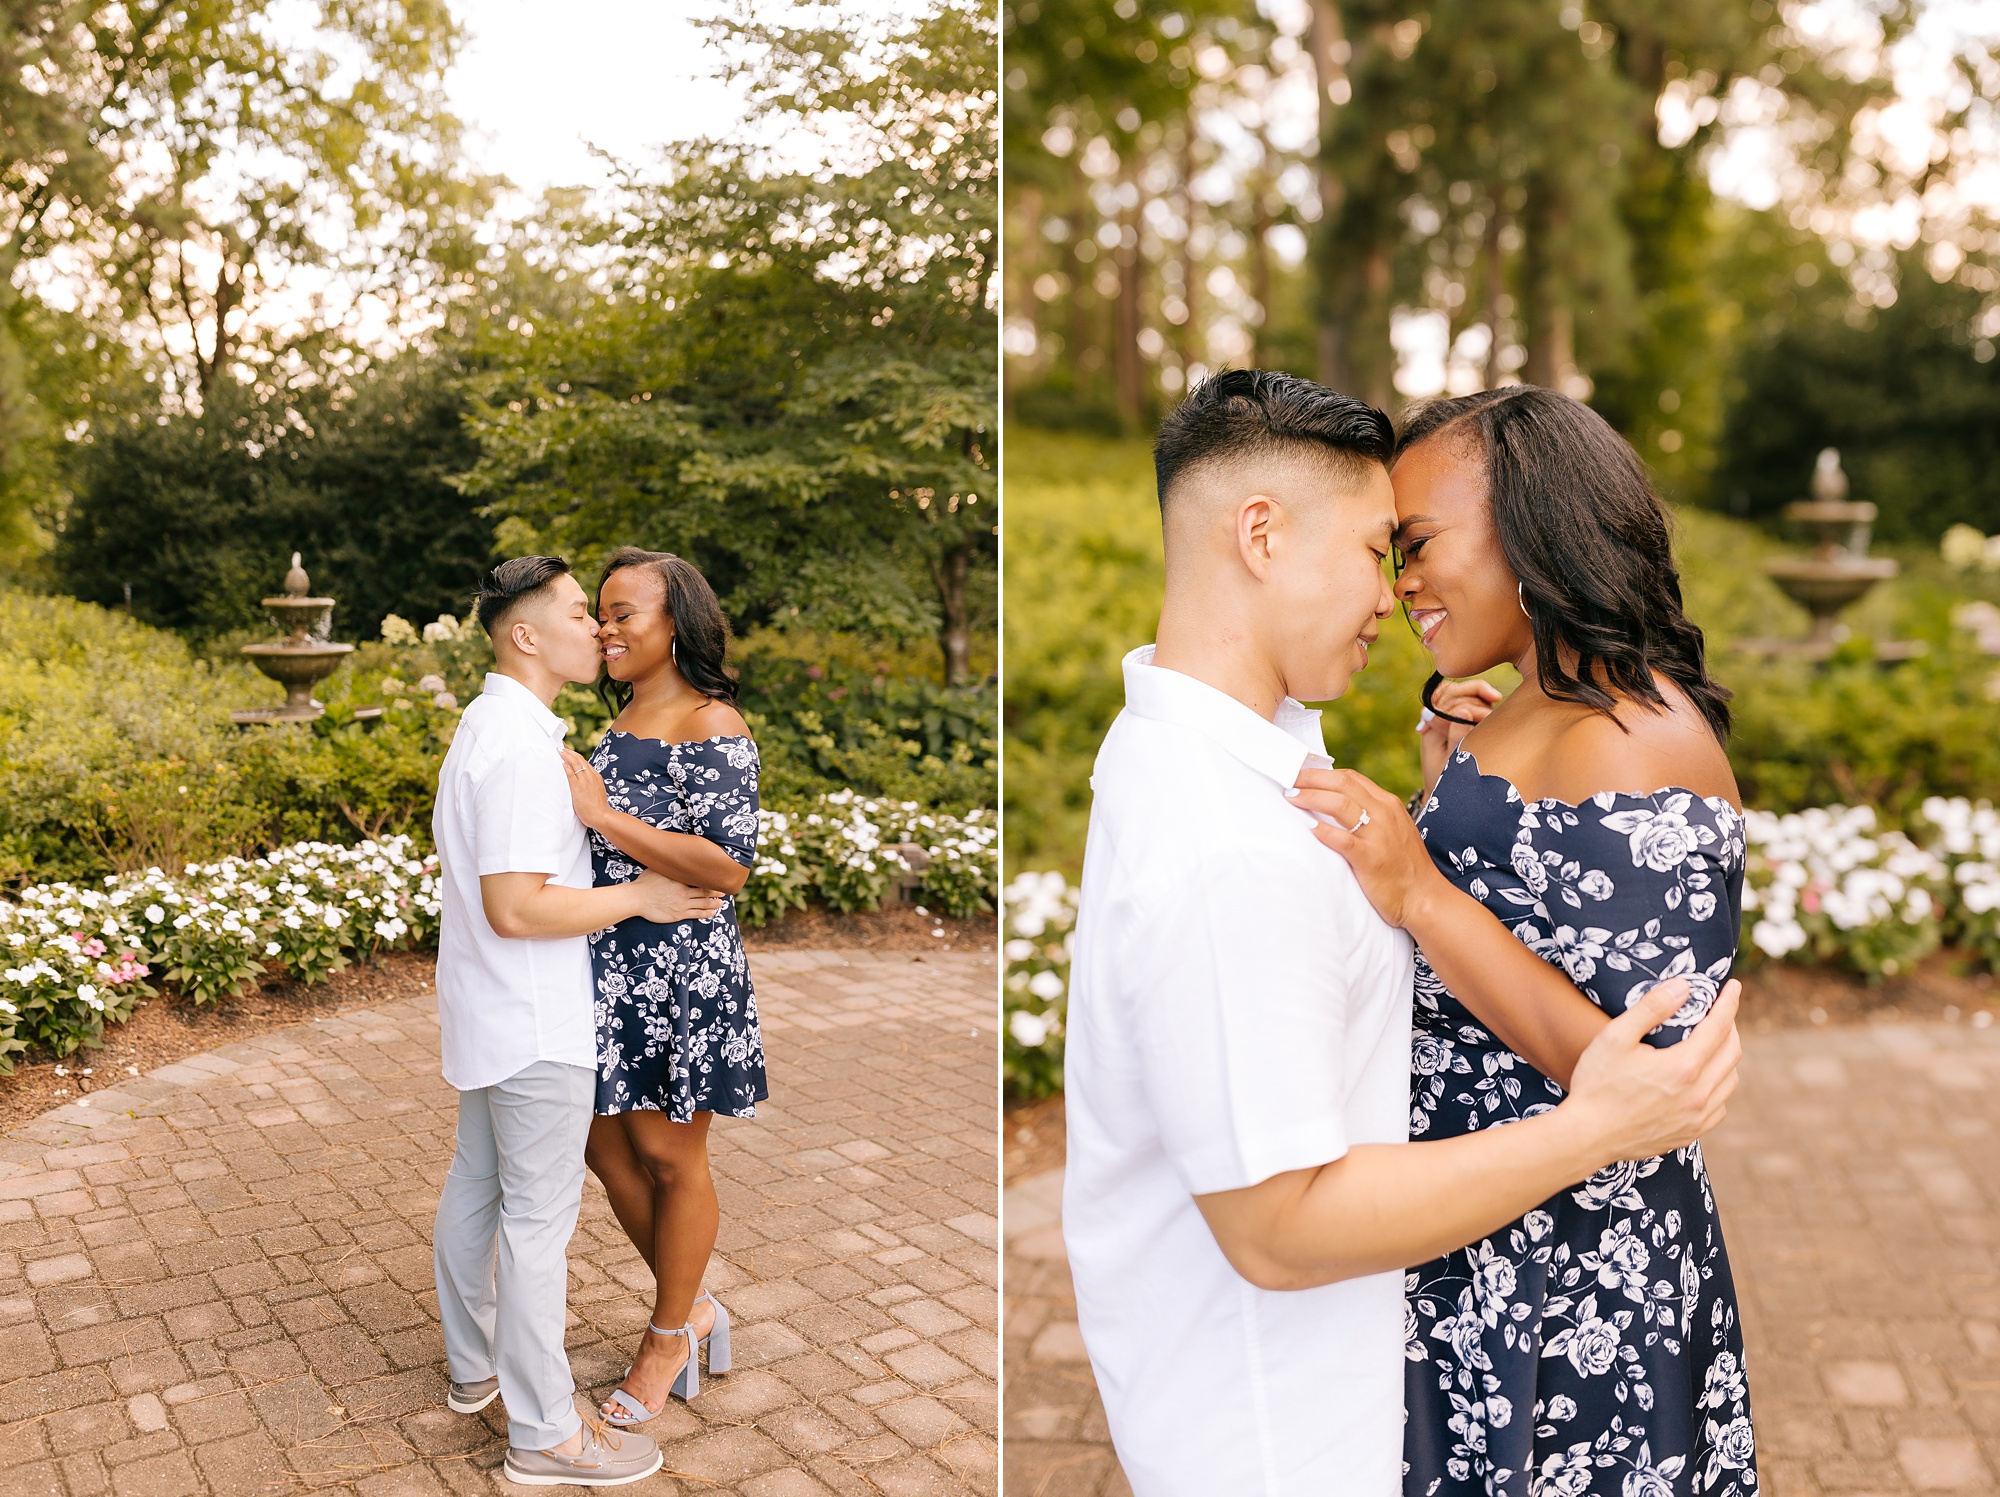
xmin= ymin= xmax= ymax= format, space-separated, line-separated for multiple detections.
xmin=1003 ymin=869 xmax=1078 ymax=1098
xmin=1917 ymin=797 xmax=2000 ymax=970
xmin=737 ymin=809 xmax=815 ymax=927
xmin=1741 ymin=806 xmax=1946 ymax=979
xmin=0 ymin=836 xmax=442 ymax=1061
xmin=736 ymin=794 xmax=999 ymax=923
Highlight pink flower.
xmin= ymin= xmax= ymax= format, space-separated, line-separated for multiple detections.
xmin=81 ymin=939 xmax=106 ymax=958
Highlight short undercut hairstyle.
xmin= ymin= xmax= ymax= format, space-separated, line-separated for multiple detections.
xmin=474 ymin=555 xmax=573 ymax=637
xmin=1154 ymin=368 xmax=1395 ymax=512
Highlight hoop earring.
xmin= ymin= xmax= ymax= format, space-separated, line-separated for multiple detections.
xmin=1518 ymin=582 xmax=1530 ymax=619
xmin=670 ymin=638 xmax=678 ymax=665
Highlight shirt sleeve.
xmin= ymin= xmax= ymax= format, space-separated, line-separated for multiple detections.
xmin=469 ymin=739 xmax=577 ymax=877
xmin=1123 ymin=841 xmax=1360 ymax=1197
xmin=687 ymin=739 xmax=760 ymax=870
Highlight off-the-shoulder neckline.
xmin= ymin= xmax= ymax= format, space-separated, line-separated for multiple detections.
xmin=1434 ymin=745 xmax=1743 ymax=817
xmin=603 ymin=729 xmax=755 ymax=750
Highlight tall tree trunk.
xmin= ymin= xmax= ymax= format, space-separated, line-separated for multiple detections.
xmin=929 ymin=544 xmax=971 ymax=686
xmin=1523 ymin=174 xmax=1575 ymax=391
xmin=1013 ymin=183 xmax=1044 ymax=411
xmin=1482 ymin=198 xmax=1506 ymax=389
xmin=1308 ymin=0 xmax=1349 ymax=391
xmin=1249 ymin=172 xmax=1272 ymax=369
xmin=1176 ymin=130 xmax=1200 ymax=380
xmin=1309 ymin=0 xmax=1394 ymax=409
xmin=1113 ymin=186 xmax=1144 ymax=433
xmin=1066 ymin=159 xmax=1094 ymax=403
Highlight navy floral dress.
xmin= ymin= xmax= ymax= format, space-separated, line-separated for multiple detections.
xmin=587 ymin=731 xmax=768 ymax=1121
xmin=1404 ymin=748 xmax=1755 ymax=1497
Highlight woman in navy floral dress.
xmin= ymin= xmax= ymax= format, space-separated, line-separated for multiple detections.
xmin=1293 ymin=387 xmax=1755 ymax=1495
xmin=560 ymin=548 xmax=766 ymax=1424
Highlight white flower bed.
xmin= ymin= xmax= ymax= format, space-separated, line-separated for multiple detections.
xmin=1917 ymin=796 xmax=2000 ymax=969
xmin=0 ymin=837 xmax=441 ymax=1068
xmin=1742 ymin=806 xmax=1946 ymax=977
xmin=740 ymin=794 xmax=998 ymax=924
xmin=1004 ymin=799 xmax=2000 ymax=1096
xmin=1002 ymin=869 xmax=1078 ymax=1096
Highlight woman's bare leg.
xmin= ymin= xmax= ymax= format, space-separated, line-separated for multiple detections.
xmin=600 ymin=1110 xmax=719 ymax=1414
xmin=584 ymin=1114 xmax=657 ymax=1272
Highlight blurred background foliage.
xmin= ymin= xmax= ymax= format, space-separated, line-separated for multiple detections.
xmin=0 ymin=0 xmax=996 ymax=884
xmin=1002 ymin=0 xmax=2000 ymax=535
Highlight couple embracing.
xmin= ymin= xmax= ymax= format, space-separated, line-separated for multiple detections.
xmin=1065 ymin=371 xmax=1756 ymax=1496
xmin=429 ymin=549 xmax=766 ymax=1486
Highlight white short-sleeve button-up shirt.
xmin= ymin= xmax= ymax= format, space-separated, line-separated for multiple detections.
xmin=1062 ymin=646 xmax=1415 ymax=1497
xmin=431 ymin=672 xmax=599 ymax=1091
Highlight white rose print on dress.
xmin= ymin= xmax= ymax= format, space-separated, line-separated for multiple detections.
xmin=1401 ymin=750 xmax=1754 ymax=1497
xmin=587 ymin=732 xmax=768 ymax=1121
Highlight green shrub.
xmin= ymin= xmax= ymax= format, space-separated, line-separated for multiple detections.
xmin=738 ymin=658 xmax=996 ymax=813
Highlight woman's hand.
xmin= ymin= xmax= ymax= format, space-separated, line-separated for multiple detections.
xmin=561 ymin=747 xmax=613 ymax=830
xmin=1290 ymin=768 xmax=1446 ymax=929
xmin=630 ymin=869 xmax=729 ymax=924
xmin=1418 ymin=678 xmax=1502 ymax=796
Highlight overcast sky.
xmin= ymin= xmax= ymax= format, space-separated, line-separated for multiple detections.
xmin=443 ymin=0 xmax=751 ymax=196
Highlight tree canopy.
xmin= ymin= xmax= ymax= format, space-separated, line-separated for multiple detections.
xmin=459 ymin=0 xmax=998 ymax=682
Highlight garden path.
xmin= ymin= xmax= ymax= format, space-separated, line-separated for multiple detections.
xmin=1005 ymin=1016 xmax=2000 ymax=1496
xmin=0 ymin=948 xmax=998 ymax=1497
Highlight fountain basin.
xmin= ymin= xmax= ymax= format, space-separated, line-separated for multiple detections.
xmin=234 ymin=642 xmax=355 ymax=724
xmin=232 ymin=553 xmax=355 ymax=724
xmin=1763 ymin=555 xmax=1899 ymax=615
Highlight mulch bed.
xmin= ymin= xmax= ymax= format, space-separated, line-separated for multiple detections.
xmin=0 ymin=906 xmax=997 ymax=1135
xmin=1001 ymin=953 xmax=2000 ymax=1184
xmin=743 ymin=902 xmax=997 ymax=953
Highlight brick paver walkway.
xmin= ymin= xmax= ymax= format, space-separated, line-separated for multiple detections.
xmin=0 ymin=949 xmax=997 ymax=1497
xmin=1005 ymin=1018 xmax=2000 ymax=1496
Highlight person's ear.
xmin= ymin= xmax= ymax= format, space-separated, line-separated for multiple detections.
xmin=1236 ymin=495 xmax=1278 ymax=580
xmin=509 ymin=617 xmax=537 ymax=656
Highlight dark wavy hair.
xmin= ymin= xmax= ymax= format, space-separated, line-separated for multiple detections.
xmin=1396 ymin=386 xmax=1731 ymax=742
xmin=595 ymin=548 xmax=738 ymax=710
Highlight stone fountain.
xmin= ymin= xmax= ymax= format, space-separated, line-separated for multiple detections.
xmin=231 ymin=553 xmax=355 ymax=724
xmin=1745 ymin=450 xmax=1920 ymax=662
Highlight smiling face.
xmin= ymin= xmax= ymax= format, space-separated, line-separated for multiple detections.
xmin=596 ymin=564 xmax=674 ymax=684
xmin=1391 ymin=435 xmax=1534 ymax=678
xmin=1263 ymin=461 xmax=1400 ymax=703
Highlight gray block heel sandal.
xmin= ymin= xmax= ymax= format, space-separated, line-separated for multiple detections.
xmin=602 ymin=1291 xmax=732 ymax=1425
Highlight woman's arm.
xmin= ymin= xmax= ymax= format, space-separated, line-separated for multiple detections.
xmin=1290 ymin=768 xmax=1607 ymax=1087
xmin=561 ymin=748 xmax=751 ymax=895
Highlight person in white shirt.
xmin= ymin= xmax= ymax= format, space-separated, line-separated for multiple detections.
xmin=1062 ymin=370 xmax=1743 ymax=1497
xmin=430 ymin=555 xmax=722 ymax=1489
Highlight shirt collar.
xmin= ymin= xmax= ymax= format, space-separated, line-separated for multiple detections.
xmin=1121 ymin=645 xmax=1331 ymax=788
xmin=480 ymin=672 xmax=568 ymax=741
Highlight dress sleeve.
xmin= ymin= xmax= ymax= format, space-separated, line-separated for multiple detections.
xmin=1511 ymin=791 xmax=1745 ymax=1049
xmin=687 ymin=738 xmax=761 ymax=870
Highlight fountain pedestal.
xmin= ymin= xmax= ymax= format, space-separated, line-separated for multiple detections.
xmin=1740 ymin=450 xmax=1922 ymax=663
xmin=232 ymin=553 xmax=355 ymax=724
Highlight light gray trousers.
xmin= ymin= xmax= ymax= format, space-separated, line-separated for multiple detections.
xmin=433 ymin=1058 xmax=595 ymax=1450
